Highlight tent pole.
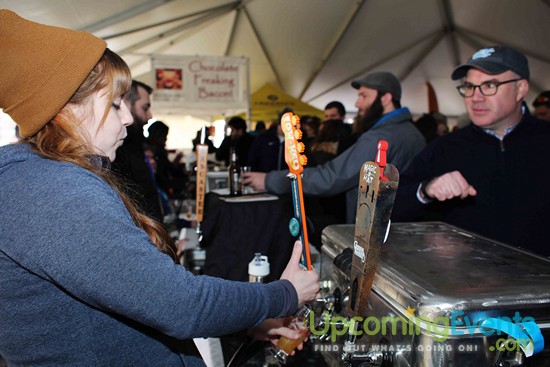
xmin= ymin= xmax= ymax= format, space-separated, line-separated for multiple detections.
xmin=246 ymin=57 xmax=251 ymax=125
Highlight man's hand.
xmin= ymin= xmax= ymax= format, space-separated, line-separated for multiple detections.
xmin=424 ymin=171 xmax=477 ymax=201
xmin=242 ymin=172 xmax=267 ymax=191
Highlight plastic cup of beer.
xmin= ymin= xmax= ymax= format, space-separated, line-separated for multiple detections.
xmin=241 ymin=166 xmax=252 ymax=194
xmin=270 ymin=305 xmax=312 ymax=364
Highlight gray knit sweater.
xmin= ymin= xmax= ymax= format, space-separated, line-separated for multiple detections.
xmin=0 ymin=143 xmax=297 ymax=366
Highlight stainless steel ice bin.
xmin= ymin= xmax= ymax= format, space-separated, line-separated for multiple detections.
xmin=315 ymin=222 xmax=550 ymax=367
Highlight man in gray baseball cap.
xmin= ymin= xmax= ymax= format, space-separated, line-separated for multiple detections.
xmin=244 ymin=70 xmax=425 ymax=227
xmin=350 ymin=71 xmax=404 ymax=133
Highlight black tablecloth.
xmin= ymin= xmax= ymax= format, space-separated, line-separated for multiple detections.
xmin=201 ymin=193 xmax=296 ymax=282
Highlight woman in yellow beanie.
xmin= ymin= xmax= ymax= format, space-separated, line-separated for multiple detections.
xmin=0 ymin=10 xmax=319 ymax=366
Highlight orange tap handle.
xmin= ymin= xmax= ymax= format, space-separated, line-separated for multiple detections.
xmin=282 ymin=112 xmax=312 ymax=270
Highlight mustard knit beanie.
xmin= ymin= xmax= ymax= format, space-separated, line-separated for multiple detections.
xmin=0 ymin=10 xmax=107 ymax=137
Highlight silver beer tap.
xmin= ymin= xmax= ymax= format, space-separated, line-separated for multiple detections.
xmin=343 ymin=350 xmax=386 ymax=367
xmin=341 ymin=317 xmax=359 ymax=365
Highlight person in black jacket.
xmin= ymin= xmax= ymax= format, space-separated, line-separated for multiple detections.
xmin=146 ymin=120 xmax=188 ymax=199
xmin=323 ymin=101 xmax=353 ymax=153
xmin=112 ymin=81 xmax=164 ymax=222
xmin=247 ymin=119 xmax=286 ymax=173
xmin=215 ymin=116 xmax=255 ymax=167
xmin=393 ymin=46 xmax=550 ymax=257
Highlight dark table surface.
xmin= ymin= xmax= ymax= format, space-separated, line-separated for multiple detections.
xmin=201 ymin=192 xmax=297 ymax=282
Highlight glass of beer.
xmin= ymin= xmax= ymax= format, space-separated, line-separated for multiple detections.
xmin=240 ymin=166 xmax=252 ymax=194
xmin=270 ymin=305 xmax=312 ymax=364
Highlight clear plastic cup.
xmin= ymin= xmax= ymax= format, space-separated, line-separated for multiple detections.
xmin=269 ymin=305 xmax=312 ymax=363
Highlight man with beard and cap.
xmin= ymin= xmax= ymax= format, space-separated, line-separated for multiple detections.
xmin=244 ymin=71 xmax=425 ymax=227
xmin=392 ymin=46 xmax=550 ymax=257
xmin=112 ymin=80 xmax=164 ymax=222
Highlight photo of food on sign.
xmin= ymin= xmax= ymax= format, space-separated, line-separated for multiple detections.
xmin=155 ymin=68 xmax=183 ymax=90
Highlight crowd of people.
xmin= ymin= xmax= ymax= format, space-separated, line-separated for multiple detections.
xmin=243 ymin=49 xmax=550 ymax=258
xmin=141 ymin=67 xmax=550 ymax=255
xmin=0 ymin=8 xmax=549 ymax=367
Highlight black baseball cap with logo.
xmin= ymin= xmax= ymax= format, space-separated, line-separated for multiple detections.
xmin=451 ymin=46 xmax=529 ymax=81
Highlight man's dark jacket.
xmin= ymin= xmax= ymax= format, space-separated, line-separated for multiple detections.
xmin=393 ymin=114 xmax=550 ymax=257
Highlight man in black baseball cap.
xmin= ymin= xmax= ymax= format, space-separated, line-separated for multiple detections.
xmin=447 ymin=45 xmax=530 ymax=136
xmin=393 ymin=45 xmax=550 ymax=257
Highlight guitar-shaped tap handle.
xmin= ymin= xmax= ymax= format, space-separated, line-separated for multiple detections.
xmin=281 ymin=112 xmax=312 ymax=270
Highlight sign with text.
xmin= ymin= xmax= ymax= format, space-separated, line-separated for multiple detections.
xmin=151 ymin=55 xmax=248 ymax=114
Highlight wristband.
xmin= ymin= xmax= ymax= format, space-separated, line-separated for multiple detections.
xmin=420 ymin=180 xmax=431 ymax=199
xmin=416 ymin=180 xmax=433 ymax=204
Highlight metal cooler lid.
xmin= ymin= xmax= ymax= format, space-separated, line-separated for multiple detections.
xmin=322 ymin=222 xmax=550 ymax=322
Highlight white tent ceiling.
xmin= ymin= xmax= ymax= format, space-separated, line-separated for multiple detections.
xmin=2 ymin=0 xmax=550 ymax=120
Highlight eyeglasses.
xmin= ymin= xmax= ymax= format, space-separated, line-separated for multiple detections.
xmin=456 ymin=79 xmax=522 ymax=98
